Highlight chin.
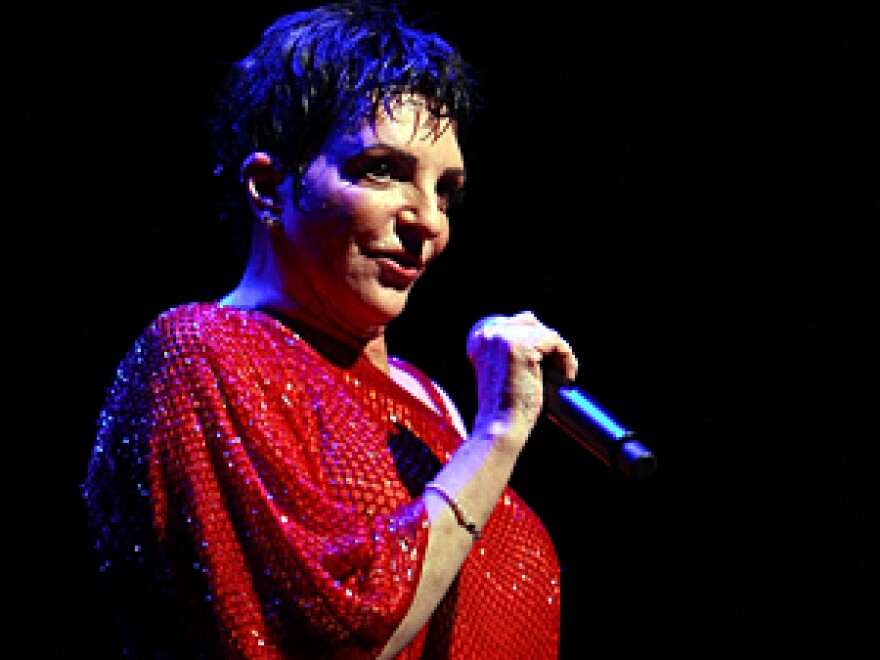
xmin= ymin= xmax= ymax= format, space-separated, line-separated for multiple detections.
xmin=370 ymin=289 xmax=412 ymax=323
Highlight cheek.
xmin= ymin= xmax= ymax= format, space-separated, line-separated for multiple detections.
xmin=337 ymin=189 xmax=398 ymax=235
xmin=431 ymin=225 xmax=451 ymax=258
xmin=297 ymin=160 xmax=356 ymax=214
xmin=295 ymin=182 xmax=365 ymax=236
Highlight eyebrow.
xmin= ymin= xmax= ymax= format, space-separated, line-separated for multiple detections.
xmin=365 ymin=142 xmax=466 ymax=182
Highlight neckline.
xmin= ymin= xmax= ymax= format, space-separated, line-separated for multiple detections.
xmin=251 ymin=306 xmax=362 ymax=369
xmin=225 ymin=303 xmax=452 ymax=427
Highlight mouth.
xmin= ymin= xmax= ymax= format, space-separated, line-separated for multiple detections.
xmin=365 ymin=250 xmax=424 ymax=285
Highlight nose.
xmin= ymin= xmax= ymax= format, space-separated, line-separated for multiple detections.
xmin=397 ymin=185 xmax=445 ymax=240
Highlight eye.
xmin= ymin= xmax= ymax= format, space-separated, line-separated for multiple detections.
xmin=437 ymin=178 xmax=466 ymax=213
xmin=347 ymin=154 xmax=408 ymax=184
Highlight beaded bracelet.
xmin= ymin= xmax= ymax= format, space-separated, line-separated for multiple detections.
xmin=423 ymin=482 xmax=482 ymax=540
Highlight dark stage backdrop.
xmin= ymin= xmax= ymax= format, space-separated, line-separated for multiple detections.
xmin=13 ymin=2 xmax=875 ymax=658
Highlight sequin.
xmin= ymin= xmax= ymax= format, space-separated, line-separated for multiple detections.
xmin=82 ymin=302 xmax=561 ymax=658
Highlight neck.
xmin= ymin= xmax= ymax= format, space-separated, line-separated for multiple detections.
xmin=220 ymin=284 xmax=391 ymax=373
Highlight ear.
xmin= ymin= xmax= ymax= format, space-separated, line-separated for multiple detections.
xmin=241 ymin=151 xmax=286 ymax=212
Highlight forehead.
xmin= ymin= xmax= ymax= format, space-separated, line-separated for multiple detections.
xmin=326 ymin=95 xmax=463 ymax=162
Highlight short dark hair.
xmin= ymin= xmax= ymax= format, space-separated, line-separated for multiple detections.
xmin=210 ymin=0 xmax=480 ymax=250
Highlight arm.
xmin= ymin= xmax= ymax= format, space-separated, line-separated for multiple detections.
xmin=379 ymin=311 xmax=578 ymax=658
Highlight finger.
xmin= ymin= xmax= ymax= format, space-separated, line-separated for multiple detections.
xmin=468 ymin=314 xmax=506 ymax=336
xmin=510 ymin=310 xmax=541 ymax=326
xmin=466 ymin=314 xmax=508 ymax=359
xmin=534 ymin=333 xmax=579 ymax=381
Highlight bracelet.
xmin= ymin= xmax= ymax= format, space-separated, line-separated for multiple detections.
xmin=423 ymin=483 xmax=482 ymax=540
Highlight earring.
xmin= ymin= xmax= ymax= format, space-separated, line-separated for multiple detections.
xmin=260 ymin=209 xmax=281 ymax=232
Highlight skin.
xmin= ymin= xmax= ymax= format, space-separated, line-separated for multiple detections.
xmin=221 ymin=96 xmax=578 ymax=656
xmin=222 ymin=97 xmax=463 ymax=368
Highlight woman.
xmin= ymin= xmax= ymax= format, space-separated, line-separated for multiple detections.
xmin=82 ymin=2 xmax=578 ymax=657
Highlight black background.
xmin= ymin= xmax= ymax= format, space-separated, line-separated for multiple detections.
xmin=9 ymin=2 xmax=876 ymax=657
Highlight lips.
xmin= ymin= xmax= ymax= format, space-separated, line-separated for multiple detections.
xmin=366 ymin=250 xmax=423 ymax=284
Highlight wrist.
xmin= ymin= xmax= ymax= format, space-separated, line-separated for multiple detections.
xmin=470 ymin=416 xmax=529 ymax=457
xmin=423 ymin=483 xmax=482 ymax=540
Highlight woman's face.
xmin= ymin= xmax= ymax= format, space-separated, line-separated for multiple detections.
xmin=276 ymin=96 xmax=466 ymax=339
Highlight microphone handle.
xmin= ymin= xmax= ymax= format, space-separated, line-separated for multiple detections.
xmin=543 ymin=367 xmax=657 ymax=480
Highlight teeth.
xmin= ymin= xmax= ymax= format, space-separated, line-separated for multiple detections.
xmin=382 ymin=254 xmax=415 ymax=268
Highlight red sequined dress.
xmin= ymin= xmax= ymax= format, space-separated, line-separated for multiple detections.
xmin=83 ymin=302 xmax=561 ymax=658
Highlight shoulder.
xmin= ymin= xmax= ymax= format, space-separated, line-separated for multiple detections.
xmin=148 ymin=301 xmax=246 ymax=335
xmin=389 ymin=357 xmax=468 ymax=439
xmin=431 ymin=380 xmax=468 ymax=439
xmin=122 ymin=302 xmax=290 ymax=373
xmin=143 ymin=302 xmax=326 ymax=370
xmin=142 ymin=302 xmax=282 ymax=347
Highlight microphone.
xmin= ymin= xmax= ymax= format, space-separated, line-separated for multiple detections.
xmin=543 ymin=366 xmax=657 ymax=480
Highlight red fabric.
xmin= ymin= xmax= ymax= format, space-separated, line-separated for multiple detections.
xmin=83 ymin=302 xmax=561 ymax=658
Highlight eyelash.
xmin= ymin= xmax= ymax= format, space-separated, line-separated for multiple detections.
xmin=438 ymin=182 xmax=466 ymax=212
xmin=354 ymin=157 xmax=465 ymax=212
xmin=360 ymin=157 xmax=403 ymax=183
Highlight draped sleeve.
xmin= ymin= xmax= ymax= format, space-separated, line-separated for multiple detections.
xmin=83 ymin=303 xmax=442 ymax=658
